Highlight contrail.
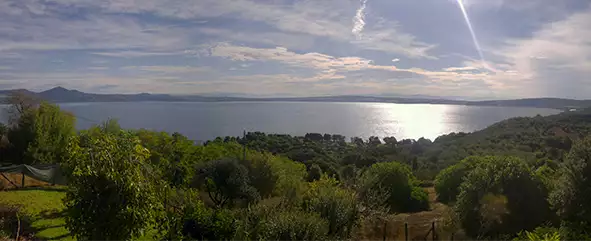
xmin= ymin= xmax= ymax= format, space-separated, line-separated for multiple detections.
xmin=352 ymin=0 xmax=368 ymax=37
xmin=456 ymin=0 xmax=487 ymax=67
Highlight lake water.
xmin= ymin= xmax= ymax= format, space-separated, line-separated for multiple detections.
xmin=54 ymin=102 xmax=561 ymax=141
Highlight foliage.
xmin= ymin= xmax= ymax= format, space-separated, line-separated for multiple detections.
xmin=194 ymin=158 xmax=260 ymax=208
xmin=455 ymin=156 xmax=551 ymax=239
xmin=178 ymin=200 xmax=237 ymax=240
xmin=514 ymin=227 xmax=561 ymax=241
xmin=136 ymin=129 xmax=195 ymax=187
xmin=63 ymin=127 xmax=162 ymax=240
xmin=434 ymin=156 xmax=487 ymax=204
xmin=307 ymin=164 xmax=322 ymax=182
xmin=550 ymin=136 xmax=591 ymax=239
xmin=26 ymin=102 xmax=76 ymax=164
xmin=1 ymin=95 xmax=75 ymax=165
xmin=358 ymin=161 xmax=429 ymax=213
xmin=303 ymin=175 xmax=359 ymax=238
xmin=235 ymin=200 xmax=329 ymax=241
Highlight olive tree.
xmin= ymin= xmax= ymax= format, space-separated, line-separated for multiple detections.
xmin=63 ymin=127 xmax=162 ymax=240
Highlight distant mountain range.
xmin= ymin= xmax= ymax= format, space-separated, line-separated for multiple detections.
xmin=1 ymin=87 xmax=590 ymax=111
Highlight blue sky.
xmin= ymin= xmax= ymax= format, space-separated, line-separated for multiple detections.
xmin=0 ymin=0 xmax=590 ymax=99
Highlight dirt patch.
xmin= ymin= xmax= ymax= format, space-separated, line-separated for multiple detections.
xmin=355 ymin=187 xmax=458 ymax=241
xmin=0 ymin=173 xmax=51 ymax=190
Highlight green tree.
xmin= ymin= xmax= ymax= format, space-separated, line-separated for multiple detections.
xmin=434 ymin=156 xmax=485 ymax=204
xmin=2 ymin=92 xmax=75 ymax=165
xmin=63 ymin=127 xmax=162 ymax=240
xmin=307 ymin=164 xmax=322 ymax=182
xmin=358 ymin=161 xmax=429 ymax=213
xmin=26 ymin=102 xmax=75 ymax=164
xmin=193 ymin=158 xmax=259 ymax=208
xmin=455 ymin=156 xmax=550 ymax=239
xmin=550 ymin=136 xmax=591 ymax=239
xmin=302 ymin=175 xmax=359 ymax=239
xmin=136 ymin=129 xmax=195 ymax=187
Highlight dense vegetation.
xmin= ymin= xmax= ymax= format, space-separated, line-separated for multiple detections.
xmin=2 ymin=91 xmax=591 ymax=240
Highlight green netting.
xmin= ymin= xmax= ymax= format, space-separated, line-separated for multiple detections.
xmin=0 ymin=164 xmax=67 ymax=185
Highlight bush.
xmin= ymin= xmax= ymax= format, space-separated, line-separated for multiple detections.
xmin=434 ymin=156 xmax=486 ymax=204
xmin=235 ymin=200 xmax=329 ymax=241
xmin=303 ymin=175 xmax=359 ymax=238
xmin=455 ymin=156 xmax=551 ymax=239
xmin=264 ymin=210 xmax=329 ymax=241
xmin=180 ymin=201 xmax=236 ymax=240
xmin=359 ymin=161 xmax=429 ymax=213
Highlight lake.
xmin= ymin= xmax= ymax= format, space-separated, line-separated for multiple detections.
xmin=54 ymin=102 xmax=562 ymax=141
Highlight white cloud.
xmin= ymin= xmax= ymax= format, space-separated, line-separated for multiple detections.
xmin=206 ymin=43 xmax=399 ymax=72
xmin=352 ymin=0 xmax=368 ymax=37
xmin=37 ymin=0 xmax=437 ymax=58
xmin=485 ymin=7 xmax=591 ymax=97
xmin=88 ymin=66 xmax=108 ymax=70
xmin=92 ymin=51 xmax=186 ymax=58
xmin=392 ymin=58 xmax=400 ymax=62
xmin=121 ymin=65 xmax=212 ymax=73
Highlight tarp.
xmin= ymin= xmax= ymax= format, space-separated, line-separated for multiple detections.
xmin=0 ymin=164 xmax=67 ymax=185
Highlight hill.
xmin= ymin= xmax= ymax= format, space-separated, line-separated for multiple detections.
xmin=1 ymin=87 xmax=590 ymax=110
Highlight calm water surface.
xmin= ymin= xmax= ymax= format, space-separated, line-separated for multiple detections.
xmin=55 ymin=102 xmax=561 ymax=141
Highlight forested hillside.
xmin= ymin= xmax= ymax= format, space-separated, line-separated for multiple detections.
xmin=211 ymin=109 xmax=591 ymax=180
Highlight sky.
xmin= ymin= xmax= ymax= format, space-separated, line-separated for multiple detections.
xmin=0 ymin=0 xmax=590 ymax=99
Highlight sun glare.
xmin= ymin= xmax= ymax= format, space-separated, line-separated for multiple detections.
xmin=456 ymin=0 xmax=486 ymax=67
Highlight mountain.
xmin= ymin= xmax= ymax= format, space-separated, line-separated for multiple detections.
xmin=1 ymin=87 xmax=590 ymax=110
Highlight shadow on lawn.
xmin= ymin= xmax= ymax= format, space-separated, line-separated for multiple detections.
xmin=32 ymin=209 xmax=72 ymax=240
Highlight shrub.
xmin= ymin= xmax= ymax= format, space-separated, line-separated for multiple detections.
xmin=455 ymin=156 xmax=551 ymax=239
xmin=264 ymin=210 xmax=329 ymax=241
xmin=359 ymin=161 xmax=429 ymax=213
xmin=434 ymin=156 xmax=486 ymax=204
xmin=303 ymin=175 xmax=359 ymax=238
xmin=181 ymin=201 xmax=236 ymax=241
xmin=235 ymin=200 xmax=329 ymax=241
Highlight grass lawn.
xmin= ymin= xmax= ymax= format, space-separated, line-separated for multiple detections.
xmin=0 ymin=186 xmax=160 ymax=240
xmin=0 ymin=187 xmax=73 ymax=240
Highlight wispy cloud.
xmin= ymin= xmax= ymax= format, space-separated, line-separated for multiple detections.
xmin=352 ymin=0 xmax=368 ymax=37
xmin=121 ymin=65 xmax=212 ymax=73
xmin=92 ymin=51 xmax=187 ymax=58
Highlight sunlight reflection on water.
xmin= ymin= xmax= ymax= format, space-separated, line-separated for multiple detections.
xmin=53 ymin=102 xmax=560 ymax=141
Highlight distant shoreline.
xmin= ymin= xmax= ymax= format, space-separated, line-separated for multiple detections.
xmin=2 ymin=87 xmax=589 ymax=111
xmin=54 ymin=100 xmax=569 ymax=111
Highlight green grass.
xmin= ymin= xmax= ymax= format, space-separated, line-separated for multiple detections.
xmin=0 ymin=187 xmax=161 ymax=241
xmin=0 ymin=187 xmax=73 ymax=240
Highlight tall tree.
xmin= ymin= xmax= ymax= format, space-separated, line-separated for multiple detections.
xmin=26 ymin=102 xmax=76 ymax=164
